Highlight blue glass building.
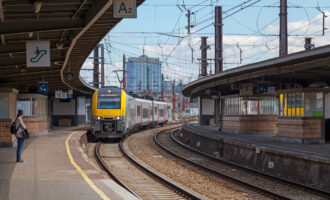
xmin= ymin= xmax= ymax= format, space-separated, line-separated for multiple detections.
xmin=126 ymin=55 xmax=162 ymax=95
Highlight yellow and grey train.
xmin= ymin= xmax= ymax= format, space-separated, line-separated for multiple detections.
xmin=91 ymin=87 xmax=171 ymax=138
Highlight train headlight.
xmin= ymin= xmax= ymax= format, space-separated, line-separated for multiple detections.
xmin=115 ymin=116 xmax=122 ymax=120
xmin=93 ymin=116 xmax=102 ymax=120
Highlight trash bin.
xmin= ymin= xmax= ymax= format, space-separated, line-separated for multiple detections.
xmin=209 ymin=117 xmax=215 ymax=126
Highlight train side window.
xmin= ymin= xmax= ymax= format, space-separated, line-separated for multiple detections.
xmin=155 ymin=106 xmax=158 ymax=114
xmin=143 ymin=108 xmax=148 ymax=118
xmin=159 ymin=109 xmax=164 ymax=117
xmin=137 ymin=105 xmax=141 ymax=116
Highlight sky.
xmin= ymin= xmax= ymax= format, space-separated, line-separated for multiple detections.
xmin=80 ymin=0 xmax=330 ymax=89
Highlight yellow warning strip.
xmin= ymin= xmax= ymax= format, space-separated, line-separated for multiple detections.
xmin=65 ymin=131 xmax=110 ymax=200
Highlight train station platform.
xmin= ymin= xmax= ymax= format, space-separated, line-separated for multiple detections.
xmin=0 ymin=127 xmax=137 ymax=200
xmin=177 ymin=124 xmax=330 ymax=193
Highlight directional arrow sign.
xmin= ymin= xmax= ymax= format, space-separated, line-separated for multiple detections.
xmin=113 ymin=0 xmax=136 ymax=18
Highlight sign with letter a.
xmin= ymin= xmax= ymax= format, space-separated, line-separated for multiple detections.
xmin=113 ymin=0 xmax=136 ymax=18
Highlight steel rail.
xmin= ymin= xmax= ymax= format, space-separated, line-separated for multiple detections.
xmin=119 ymin=128 xmax=203 ymax=200
xmin=95 ymin=141 xmax=143 ymax=200
xmin=154 ymin=129 xmax=298 ymax=200
xmin=170 ymin=129 xmax=330 ymax=198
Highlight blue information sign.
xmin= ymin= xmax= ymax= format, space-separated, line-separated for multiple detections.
xmin=258 ymin=83 xmax=268 ymax=93
xmin=37 ymin=82 xmax=48 ymax=93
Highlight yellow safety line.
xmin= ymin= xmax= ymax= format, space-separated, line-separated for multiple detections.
xmin=65 ymin=131 xmax=110 ymax=200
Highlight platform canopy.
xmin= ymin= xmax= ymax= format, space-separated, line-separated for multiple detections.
xmin=0 ymin=0 xmax=144 ymax=95
xmin=182 ymin=45 xmax=330 ymax=97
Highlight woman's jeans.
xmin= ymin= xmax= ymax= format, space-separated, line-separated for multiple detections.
xmin=16 ymin=137 xmax=24 ymax=161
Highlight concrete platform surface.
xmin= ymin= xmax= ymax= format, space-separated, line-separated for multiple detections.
xmin=189 ymin=124 xmax=330 ymax=159
xmin=0 ymin=128 xmax=138 ymax=200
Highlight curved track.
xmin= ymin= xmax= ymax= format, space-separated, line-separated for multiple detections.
xmin=154 ymin=129 xmax=329 ymax=200
xmin=95 ymin=127 xmax=202 ymax=200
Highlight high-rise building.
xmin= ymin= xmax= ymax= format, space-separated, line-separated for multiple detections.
xmin=126 ymin=55 xmax=162 ymax=95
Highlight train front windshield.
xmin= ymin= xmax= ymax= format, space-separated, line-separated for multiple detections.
xmin=97 ymin=95 xmax=121 ymax=109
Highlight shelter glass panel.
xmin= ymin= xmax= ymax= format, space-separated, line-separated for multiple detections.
xmin=0 ymin=95 xmax=9 ymax=119
xmin=224 ymin=97 xmax=277 ymax=116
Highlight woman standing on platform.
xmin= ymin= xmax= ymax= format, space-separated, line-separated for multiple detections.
xmin=15 ymin=109 xmax=26 ymax=163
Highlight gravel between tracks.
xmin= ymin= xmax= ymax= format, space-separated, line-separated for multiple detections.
xmin=124 ymin=127 xmax=268 ymax=200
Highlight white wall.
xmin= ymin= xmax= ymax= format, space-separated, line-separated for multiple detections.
xmin=325 ymin=93 xmax=330 ymax=119
xmin=53 ymin=99 xmax=75 ymax=115
xmin=77 ymin=96 xmax=86 ymax=115
xmin=202 ymin=99 xmax=214 ymax=115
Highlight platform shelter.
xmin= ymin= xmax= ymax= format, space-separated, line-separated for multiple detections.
xmin=182 ymin=45 xmax=330 ymax=144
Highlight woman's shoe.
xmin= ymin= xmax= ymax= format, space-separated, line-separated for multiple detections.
xmin=17 ymin=160 xmax=24 ymax=163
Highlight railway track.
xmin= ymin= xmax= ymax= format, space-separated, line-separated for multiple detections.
xmin=154 ymin=129 xmax=329 ymax=200
xmin=95 ymin=126 xmax=202 ymax=200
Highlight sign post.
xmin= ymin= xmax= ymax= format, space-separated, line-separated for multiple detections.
xmin=113 ymin=0 xmax=136 ymax=18
xmin=26 ymin=40 xmax=51 ymax=67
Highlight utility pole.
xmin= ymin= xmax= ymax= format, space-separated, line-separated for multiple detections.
xmin=172 ymin=79 xmax=176 ymax=121
xmin=185 ymin=9 xmax=194 ymax=34
xmin=179 ymin=80 xmax=183 ymax=120
xmin=93 ymin=45 xmax=99 ymax=88
xmin=123 ymin=54 xmax=126 ymax=91
xmin=279 ymin=0 xmax=288 ymax=57
xmin=100 ymin=44 xmax=104 ymax=88
xmin=214 ymin=6 xmax=223 ymax=73
xmin=161 ymin=74 xmax=164 ymax=100
xmin=146 ymin=63 xmax=150 ymax=95
xmin=316 ymin=7 xmax=327 ymax=35
xmin=237 ymin=44 xmax=243 ymax=64
xmin=200 ymin=37 xmax=209 ymax=77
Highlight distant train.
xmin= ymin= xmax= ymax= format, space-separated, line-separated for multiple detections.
xmin=91 ymin=87 xmax=171 ymax=138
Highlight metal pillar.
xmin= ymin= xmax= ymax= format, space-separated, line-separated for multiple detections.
xmin=172 ymin=79 xmax=176 ymax=120
xmin=200 ymin=37 xmax=209 ymax=76
xmin=215 ymin=6 xmax=223 ymax=73
xmin=179 ymin=80 xmax=183 ymax=120
xmin=161 ymin=74 xmax=164 ymax=100
xmin=279 ymin=0 xmax=288 ymax=57
xmin=146 ymin=63 xmax=150 ymax=95
xmin=93 ymin=45 xmax=99 ymax=88
xmin=100 ymin=44 xmax=104 ymax=88
xmin=123 ymin=54 xmax=126 ymax=91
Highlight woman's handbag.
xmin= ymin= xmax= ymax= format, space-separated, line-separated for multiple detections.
xmin=22 ymin=129 xmax=30 ymax=139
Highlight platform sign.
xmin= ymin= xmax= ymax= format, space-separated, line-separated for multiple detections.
xmin=67 ymin=90 xmax=73 ymax=99
xmin=113 ymin=0 xmax=136 ymax=18
xmin=37 ymin=82 xmax=48 ymax=94
xmin=26 ymin=40 xmax=50 ymax=67
xmin=258 ymin=83 xmax=268 ymax=93
xmin=55 ymin=90 xmax=67 ymax=99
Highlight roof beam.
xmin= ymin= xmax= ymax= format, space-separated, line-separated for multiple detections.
xmin=4 ymin=0 xmax=85 ymax=6
xmin=0 ymin=19 xmax=83 ymax=35
xmin=0 ymin=42 xmax=69 ymax=55
xmin=0 ymin=54 xmax=63 ymax=67
xmin=0 ymin=69 xmax=61 ymax=78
